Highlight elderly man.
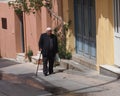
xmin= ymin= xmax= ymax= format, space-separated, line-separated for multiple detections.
xmin=38 ymin=27 xmax=58 ymax=76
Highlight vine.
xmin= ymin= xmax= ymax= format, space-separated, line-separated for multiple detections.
xmin=54 ymin=20 xmax=72 ymax=59
xmin=8 ymin=0 xmax=52 ymax=14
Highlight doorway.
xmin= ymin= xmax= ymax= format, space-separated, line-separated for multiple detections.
xmin=18 ymin=14 xmax=25 ymax=53
xmin=74 ymin=0 xmax=96 ymax=59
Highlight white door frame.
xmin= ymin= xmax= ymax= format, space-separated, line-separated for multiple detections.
xmin=114 ymin=0 xmax=120 ymax=66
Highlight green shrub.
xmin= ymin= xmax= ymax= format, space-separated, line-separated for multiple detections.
xmin=27 ymin=49 xmax=33 ymax=57
xmin=58 ymin=44 xmax=72 ymax=60
xmin=27 ymin=49 xmax=33 ymax=62
xmin=65 ymin=52 xmax=72 ymax=59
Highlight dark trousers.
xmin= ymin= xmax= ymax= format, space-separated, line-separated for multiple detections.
xmin=43 ymin=55 xmax=55 ymax=75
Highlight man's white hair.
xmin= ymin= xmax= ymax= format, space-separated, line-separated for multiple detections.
xmin=46 ymin=27 xmax=52 ymax=31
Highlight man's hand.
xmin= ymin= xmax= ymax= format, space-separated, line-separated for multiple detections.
xmin=39 ymin=48 xmax=42 ymax=51
xmin=38 ymin=59 xmax=42 ymax=64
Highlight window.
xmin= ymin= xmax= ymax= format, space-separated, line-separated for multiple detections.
xmin=1 ymin=18 xmax=7 ymax=29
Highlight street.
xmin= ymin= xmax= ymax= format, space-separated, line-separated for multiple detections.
xmin=0 ymin=58 xmax=120 ymax=96
xmin=0 ymin=73 xmax=47 ymax=96
xmin=0 ymin=70 xmax=87 ymax=96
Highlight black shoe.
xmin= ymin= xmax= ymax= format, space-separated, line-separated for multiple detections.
xmin=49 ymin=72 xmax=54 ymax=75
xmin=44 ymin=73 xmax=48 ymax=76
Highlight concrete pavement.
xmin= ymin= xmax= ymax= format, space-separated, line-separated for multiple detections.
xmin=0 ymin=58 xmax=120 ymax=96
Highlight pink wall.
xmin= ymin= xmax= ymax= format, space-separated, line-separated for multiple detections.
xmin=41 ymin=7 xmax=48 ymax=32
xmin=0 ymin=0 xmax=63 ymax=58
xmin=0 ymin=3 xmax=17 ymax=58
xmin=14 ymin=14 xmax=23 ymax=53
xmin=25 ymin=13 xmax=38 ymax=55
xmin=36 ymin=11 xmax=42 ymax=50
xmin=24 ymin=7 xmax=51 ymax=55
xmin=24 ymin=0 xmax=63 ymax=55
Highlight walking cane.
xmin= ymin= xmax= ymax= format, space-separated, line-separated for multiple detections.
xmin=35 ymin=52 xmax=42 ymax=76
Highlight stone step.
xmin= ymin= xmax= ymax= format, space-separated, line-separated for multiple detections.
xmin=60 ymin=59 xmax=95 ymax=73
xmin=16 ymin=51 xmax=42 ymax=63
xmin=31 ymin=51 xmax=42 ymax=64
xmin=36 ymin=51 xmax=41 ymax=56
xmin=16 ymin=53 xmax=26 ymax=63
xmin=60 ymin=54 xmax=97 ymax=74
xmin=31 ymin=55 xmax=40 ymax=64
xmin=72 ymin=54 xmax=97 ymax=70
xmin=100 ymin=65 xmax=120 ymax=78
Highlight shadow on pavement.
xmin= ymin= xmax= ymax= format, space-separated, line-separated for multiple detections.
xmin=60 ymin=78 xmax=119 ymax=96
xmin=0 ymin=71 xmax=91 ymax=96
xmin=36 ymin=74 xmax=120 ymax=96
xmin=0 ymin=58 xmax=21 ymax=68
xmin=37 ymin=75 xmax=90 ymax=96
xmin=0 ymin=72 xmax=49 ymax=96
xmin=1 ymin=70 xmax=118 ymax=96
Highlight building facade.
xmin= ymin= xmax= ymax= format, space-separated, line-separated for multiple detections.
xmin=62 ymin=0 xmax=116 ymax=71
xmin=0 ymin=0 xmax=63 ymax=58
xmin=0 ymin=0 xmax=120 ymax=72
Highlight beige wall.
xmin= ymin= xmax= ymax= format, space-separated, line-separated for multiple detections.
xmin=62 ymin=0 xmax=75 ymax=53
xmin=62 ymin=0 xmax=115 ymax=69
xmin=96 ymin=0 xmax=114 ymax=67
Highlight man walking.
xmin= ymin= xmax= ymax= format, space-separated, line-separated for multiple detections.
xmin=39 ymin=27 xmax=58 ymax=76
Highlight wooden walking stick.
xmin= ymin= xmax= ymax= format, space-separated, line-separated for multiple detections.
xmin=36 ymin=52 xmax=42 ymax=76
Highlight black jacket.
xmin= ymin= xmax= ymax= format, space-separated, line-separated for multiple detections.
xmin=39 ymin=33 xmax=58 ymax=57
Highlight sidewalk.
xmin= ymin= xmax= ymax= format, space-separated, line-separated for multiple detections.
xmin=0 ymin=58 xmax=120 ymax=96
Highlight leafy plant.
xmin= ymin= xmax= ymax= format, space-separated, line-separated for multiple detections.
xmin=27 ymin=49 xmax=33 ymax=62
xmin=63 ymin=20 xmax=72 ymax=32
xmin=65 ymin=52 xmax=72 ymax=59
xmin=54 ymin=20 xmax=72 ymax=60
xmin=8 ymin=0 xmax=52 ymax=14
xmin=53 ymin=20 xmax=72 ymax=60
xmin=27 ymin=49 xmax=33 ymax=56
xmin=58 ymin=44 xmax=72 ymax=60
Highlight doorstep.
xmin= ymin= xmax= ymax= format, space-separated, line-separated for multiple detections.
xmin=100 ymin=65 xmax=120 ymax=78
